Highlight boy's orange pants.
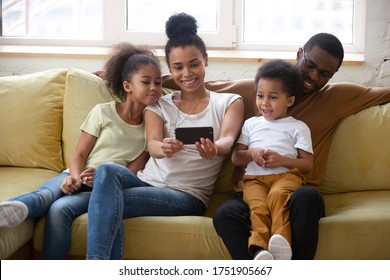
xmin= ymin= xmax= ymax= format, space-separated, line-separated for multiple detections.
xmin=242 ymin=168 xmax=305 ymax=251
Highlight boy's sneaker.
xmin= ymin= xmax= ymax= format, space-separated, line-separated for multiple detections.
xmin=0 ymin=201 xmax=28 ymax=229
xmin=254 ymin=249 xmax=274 ymax=260
xmin=268 ymin=234 xmax=292 ymax=260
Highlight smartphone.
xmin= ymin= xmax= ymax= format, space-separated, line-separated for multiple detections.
xmin=175 ymin=126 xmax=214 ymax=144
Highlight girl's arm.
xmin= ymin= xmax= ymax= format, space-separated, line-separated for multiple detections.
xmin=62 ymin=131 xmax=97 ymax=194
xmin=127 ymin=151 xmax=150 ymax=174
xmin=145 ymin=109 xmax=184 ymax=158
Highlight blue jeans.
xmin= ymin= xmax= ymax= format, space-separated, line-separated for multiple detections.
xmin=86 ymin=162 xmax=205 ymax=260
xmin=10 ymin=172 xmax=91 ymax=259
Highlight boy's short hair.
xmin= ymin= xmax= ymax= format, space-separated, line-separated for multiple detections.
xmin=255 ymin=59 xmax=304 ymax=103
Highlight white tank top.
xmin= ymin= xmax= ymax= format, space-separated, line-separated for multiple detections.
xmin=137 ymin=91 xmax=241 ymax=206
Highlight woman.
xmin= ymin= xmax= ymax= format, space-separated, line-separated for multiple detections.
xmin=86 ymin=12 xmax=244 ymax=260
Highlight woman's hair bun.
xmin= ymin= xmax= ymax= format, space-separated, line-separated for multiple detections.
xmin=165 ymin=13 xmax=198 ymax=39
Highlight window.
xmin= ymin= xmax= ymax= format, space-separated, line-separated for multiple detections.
xmin=1 ymin=0 xmax=103 ymax=41
xmin=0 ymin=0 xmax=365 ymax=53
xmin=238 ymin=0 xmax=365 ymax=53
xmin=122 ymin=0 xmax=233 ymax=48
xmin=103 ymin=0 xmax=234 ymax=48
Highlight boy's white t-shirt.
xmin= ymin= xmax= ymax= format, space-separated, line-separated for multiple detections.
xmin=237 ymin=116 xmax=313 ymax=176
xmin=78 ymin=101 xmax=146 ymax=169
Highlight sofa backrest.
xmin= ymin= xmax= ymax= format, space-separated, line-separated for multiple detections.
xmin=320 ymin=102 xmax=390 ymax=193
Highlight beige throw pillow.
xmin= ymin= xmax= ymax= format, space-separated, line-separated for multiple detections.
xmin=0 ymin=68 xmax=68 ymax=172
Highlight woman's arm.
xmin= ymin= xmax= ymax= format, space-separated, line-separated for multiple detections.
xmin=145 ymin=109 xmax=184 ymax=158
xmin=197 ymin=98 xmax=244 ymax=159
xmin=216 ymin=98 xmax=245 ymax=155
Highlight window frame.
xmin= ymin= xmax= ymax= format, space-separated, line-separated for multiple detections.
xmin=0 ymin=0 xmax=365 ymax=54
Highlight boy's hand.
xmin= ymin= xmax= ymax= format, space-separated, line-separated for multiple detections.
xmin=251 ymin=148 xmax=267 ymax=167
xmin=262 ymin=149 xmax=283 ymax=168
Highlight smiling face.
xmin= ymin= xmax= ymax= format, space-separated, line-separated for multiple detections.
xmin=296 ymin=45 xmax=340 ymax=94
xmin=167 ymin=45 xmax=208 ymax=94
xmin=123 ymin=64 xmax=162 ymax=106
xmin=256 ymin=78 xmax=295 ymax=121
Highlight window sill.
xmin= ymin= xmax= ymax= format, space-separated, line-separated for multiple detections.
xmin=0 ymin=45 xmax=364 ymax=65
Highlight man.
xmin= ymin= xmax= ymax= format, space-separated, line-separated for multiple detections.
xmin=212 ymin=33 xmax=390 ymax=260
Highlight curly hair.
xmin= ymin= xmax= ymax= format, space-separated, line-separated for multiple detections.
xmin=104 ymin=42 xmax=160 ymax=102
xmin=255 ymin=59 xmax=304 ymax=106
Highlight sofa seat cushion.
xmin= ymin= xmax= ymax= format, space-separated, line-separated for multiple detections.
xmin=0 ymin=167 xmax=59 ymax=201
xmin=0 ymin=69 xmax=68 ymax=172
xmin=33 ymin=215 xmax=231 ymax=260
xmin=316 ymin=190 xmax=390 ymax=260
xmin=121 ymin=216 xmax=231 ymax=259
xmin=0 ymin=219 xmax=34 ymax=260
xmin=0 ymin=167 xmax=60 ymax=259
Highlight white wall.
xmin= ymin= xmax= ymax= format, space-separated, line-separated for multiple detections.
xmin=1 ymin=0 xmax=389 ymax=87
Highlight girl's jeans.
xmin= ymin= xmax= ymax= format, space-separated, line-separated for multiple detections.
xmin=86 ymin=162 xmax=205 ymax=260
xmin=10 ymin=172 xmax=91 ymax=259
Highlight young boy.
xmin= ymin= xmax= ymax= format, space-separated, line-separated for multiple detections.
xmin=232 ymin=59 xmax=313 ymax=260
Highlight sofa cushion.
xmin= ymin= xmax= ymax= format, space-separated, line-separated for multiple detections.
xmin=316 ymin=190 xmax=390 ymax=259
xmin=62 ymin=68 xmax=114 ymax=168
xmin=320 ymin=103 xmax=390 ymax=193
xmin=0 ymin=167 xmax=59 ymax=259
xmin=0 ymin=68 xmax=67 ymax=172
xmin=33 ymin=214 xmax=231 ymax=260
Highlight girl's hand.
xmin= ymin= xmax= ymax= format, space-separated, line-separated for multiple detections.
xmin=161 ymin=137 xmax=184 ymax=158
xmin=196 ymin=138 xmax=218 ymax=160
xmin=61 ymin=176 xmax=82 ymax=194
xmin=80 ymin=167 xmax=96 ymax=186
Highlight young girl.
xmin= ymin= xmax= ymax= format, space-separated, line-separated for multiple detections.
xmin=0 ymin=43 xmax=162 ymax=259
xmin=86 ymin=12 xmax=244 ymax=259
xmin=232 ymin=59 xmax=313 ymax=260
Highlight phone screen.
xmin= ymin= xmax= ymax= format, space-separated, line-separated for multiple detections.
xmin=175 ymin=126 xmax=214 ymax=144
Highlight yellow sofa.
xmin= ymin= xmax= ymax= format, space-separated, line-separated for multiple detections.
xmin=1 ymin=67 xmax=390 ymax=260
